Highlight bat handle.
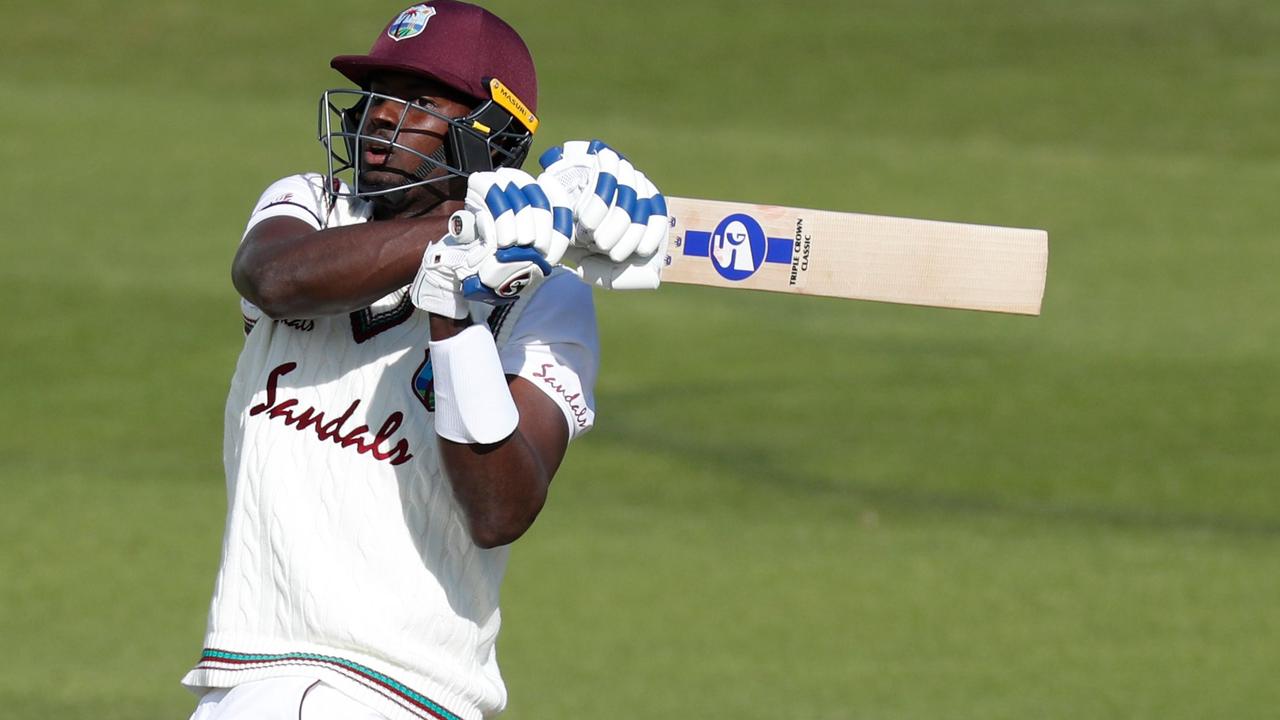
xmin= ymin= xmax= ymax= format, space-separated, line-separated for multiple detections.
xmin=448 ymin=210 xmax=477 ymax=243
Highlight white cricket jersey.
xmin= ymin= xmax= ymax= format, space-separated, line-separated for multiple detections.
xmin=182 ymin=174 xmax=599 ymax=720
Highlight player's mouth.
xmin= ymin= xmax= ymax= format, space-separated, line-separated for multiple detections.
xmin=361 ymin=137 xmax=394 ymax=167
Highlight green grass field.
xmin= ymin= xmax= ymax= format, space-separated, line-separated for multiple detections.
xmin=2 ymin=1 xmax=1278 ymax=718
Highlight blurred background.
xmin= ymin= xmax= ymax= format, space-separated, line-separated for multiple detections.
xmin=2 ymin=1 xmax=1277 ymax=718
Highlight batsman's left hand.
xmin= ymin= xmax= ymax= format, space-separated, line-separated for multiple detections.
xmin=537 ymin=140 xmax=669 ymax=265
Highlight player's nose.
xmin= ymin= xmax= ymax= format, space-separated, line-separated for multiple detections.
xmin=364 ymin=94 xmax=406 ymax=129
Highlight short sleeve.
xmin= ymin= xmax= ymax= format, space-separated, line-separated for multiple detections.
xmin=241 ymin=173 xmax=331 ymax=239
xmin=497 ymin=271 xmax=600 ymax=439
xmin=237 ymin=174 xmax=345 ymax=334
xmin=240 ymin=297 xmax=262 ymax=335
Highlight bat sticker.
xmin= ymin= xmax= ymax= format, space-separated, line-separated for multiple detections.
xmin=680 ymin=213 xmax=793 ymax=281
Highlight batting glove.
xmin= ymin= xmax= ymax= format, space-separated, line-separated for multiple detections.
xmin=537 ymin=140 xmax=669 ymax=264
xmin=562 ymin=227 xmax=668 ymax=290
xmin=466 ymin=168 xmax=572 ymax=266
xmin=409 ymin=212 xmax=554 ymax=319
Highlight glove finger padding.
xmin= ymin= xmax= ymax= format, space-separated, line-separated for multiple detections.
xmin=464 ymin=171 xmax=504 ymax=246
xmin=465 ymin=169 xmax=553 ymax=251
xmin=572 ymin=229 xmax=668 ymax=291
xmin=607 ymin=173 xmax=649 ymax=263
xmin=590 ymin=157 xmax=640 ymax=258
xmin=494 ymin=167 xmax=546 ymax=252
xmin=535 ymin=175 xmax=575 ymax=266
xmin=636 ymin=174 xmax=670 ymax=258
xmin=576 ymin=147 xmax=622 ymax=235
xmin=598 ymin=170 xmax=669 ymax=263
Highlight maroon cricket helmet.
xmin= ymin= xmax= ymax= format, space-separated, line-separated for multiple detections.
xmin=330 ymin=1 xmax=537 ymax=113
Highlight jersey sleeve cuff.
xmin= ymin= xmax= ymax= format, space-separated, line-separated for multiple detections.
xmin=503 ymin=349 xmax=595 ymax=439
xmin=245 ymin=201 xmax=324 ymax=237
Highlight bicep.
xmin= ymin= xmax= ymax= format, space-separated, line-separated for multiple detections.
xmin=234 ymin=215 xmax=318 ymax=274
xmin=231 ymin=215 xmax=320 ymax=312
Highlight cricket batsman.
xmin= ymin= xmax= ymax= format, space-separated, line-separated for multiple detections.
xmin=182 ymin=2 xmax=667 ymax=718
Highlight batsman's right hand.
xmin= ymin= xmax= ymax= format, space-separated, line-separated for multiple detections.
xmin=465 ymin=168 xmax=572 ymax=266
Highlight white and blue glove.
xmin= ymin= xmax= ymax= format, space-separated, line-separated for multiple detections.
xmin=410 ymin=211 xmax=553 ymax=319
xmin=557 ymin=244 xmax=665 ymax=290
xmin=466 ymin=168 xmax=572 ymax=266
xmin=537 ymin=140 xmax=669 ymax=264
xmin=411 ymin=168 xmax=574 ymax=318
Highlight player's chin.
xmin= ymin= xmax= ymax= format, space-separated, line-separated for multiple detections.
xmin=358 ymin=168 xmax=411 ymax=194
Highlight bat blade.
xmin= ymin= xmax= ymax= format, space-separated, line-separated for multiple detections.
xmin=663 ymin=196 xmax=1048 ymax=315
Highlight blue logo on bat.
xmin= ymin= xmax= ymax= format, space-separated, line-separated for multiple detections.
xmin=681 ymin=213 xmax=793 ymax=281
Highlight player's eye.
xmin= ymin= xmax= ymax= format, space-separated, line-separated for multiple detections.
xmin=414 ymin=96 xmax=439 ymax=109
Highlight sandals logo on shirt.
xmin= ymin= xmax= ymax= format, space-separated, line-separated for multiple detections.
xmin=250 ymin=362 xmax=414 ymax=466
xmin=387 ymin=5 xmax=436 ymax=41
xmin=412 ymin=349 xmax=434 ymax=412
xmin=531 ymin=362 xmax=593 ymax=431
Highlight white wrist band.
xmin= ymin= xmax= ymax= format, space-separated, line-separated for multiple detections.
xmin=429 ymin=324 xmax=519 ymax=444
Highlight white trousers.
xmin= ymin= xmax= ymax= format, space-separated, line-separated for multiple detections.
xmin=189 ymin=677 xmax=390 ymax=719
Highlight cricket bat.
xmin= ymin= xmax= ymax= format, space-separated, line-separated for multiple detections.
xmin=663 ymin=196 xmax=1048 ymax=316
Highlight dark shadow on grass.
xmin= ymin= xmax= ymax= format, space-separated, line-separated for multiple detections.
xmin=593 ymin=383 xmax=1280 ymax=539
xmin=794 ymin=477 xmax=1280 ymax=539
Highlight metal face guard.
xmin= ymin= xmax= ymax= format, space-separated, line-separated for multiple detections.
xmin=318 ymin=89 xmax=533 ymax=201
